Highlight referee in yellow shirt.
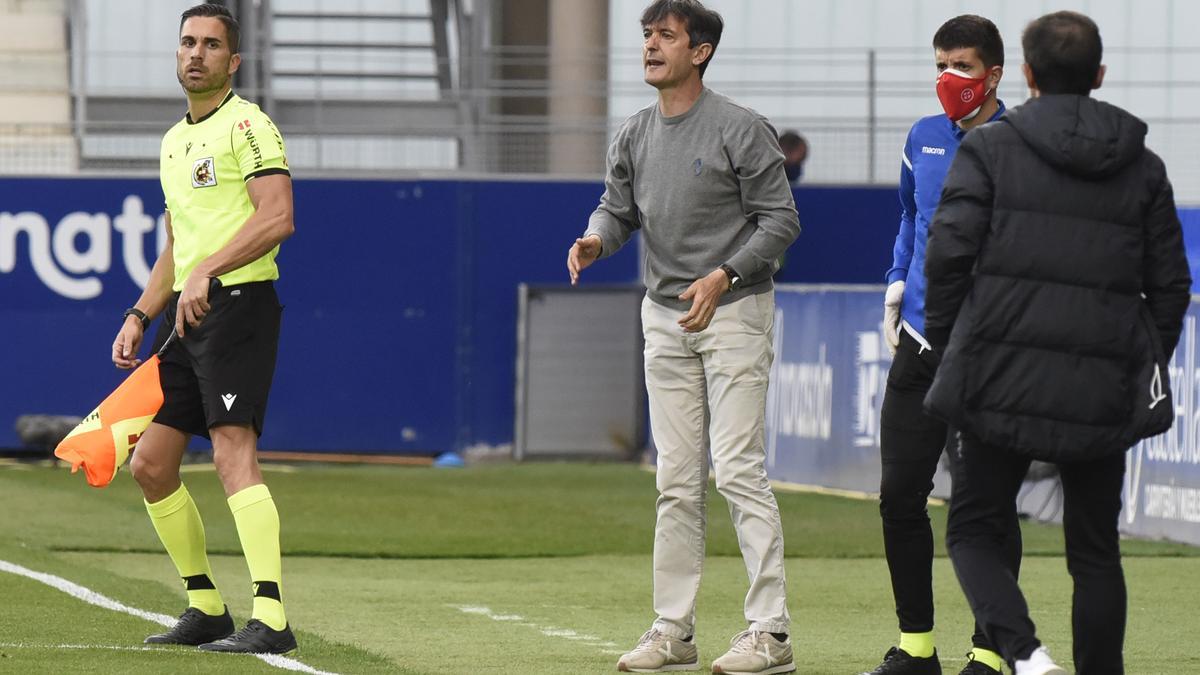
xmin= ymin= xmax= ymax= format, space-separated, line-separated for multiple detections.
xmin=110 ymin=3 xmax=296 ymax=654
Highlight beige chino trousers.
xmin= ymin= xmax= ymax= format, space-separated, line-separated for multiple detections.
xmin=642 ymin=291 xmax=791 ymax=638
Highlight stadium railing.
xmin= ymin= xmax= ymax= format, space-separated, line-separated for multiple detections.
xmin=3 ymin=1 xmax=1200 ymax=202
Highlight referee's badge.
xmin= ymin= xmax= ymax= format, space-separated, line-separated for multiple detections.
xmin=191 ymin=157 xmax=217 ymax=188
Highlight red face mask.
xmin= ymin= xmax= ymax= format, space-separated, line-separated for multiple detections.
xmin=936 ymin=68 xmax=991 ymax=122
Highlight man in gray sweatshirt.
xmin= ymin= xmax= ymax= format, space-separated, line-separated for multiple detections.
xmin=567 ymin=2 xmax=800 ymax=673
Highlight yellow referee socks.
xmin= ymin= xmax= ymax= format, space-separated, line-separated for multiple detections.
xmin=969 ymin=647 xmax=1004 ymax=671
xmin=229 ymin=484 xmax=287 ymax=631
xmin=145 ymin=483 xmax=225 ymax=616
xmin=898 ymin=631 xmax=936 ymax=658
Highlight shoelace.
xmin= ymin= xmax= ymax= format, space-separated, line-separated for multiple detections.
xmin=726 ymin=630 xmax=764 ymax=655
xmin=630 ymin=629 xmax=664 ymax=654
xmin=225 ymin=620 xmax=266 ymax=642
xmin=962 ymin=652 xmax=997 ymax=673
xmin=173 ymin=608 xmax=208 ymax=627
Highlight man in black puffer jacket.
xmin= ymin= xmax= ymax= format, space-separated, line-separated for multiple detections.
xmin=923 ymin=11 xmax=1191 ymax=675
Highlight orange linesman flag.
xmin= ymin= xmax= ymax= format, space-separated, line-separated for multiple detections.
xmin=54 ymin=355 xmax=165 ymax=488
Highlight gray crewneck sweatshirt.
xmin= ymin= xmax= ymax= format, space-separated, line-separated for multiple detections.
xmin=585 ymin=87 xmax=800 ymax=310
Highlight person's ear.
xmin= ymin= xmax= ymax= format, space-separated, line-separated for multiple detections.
xmin=692 ymin=42 xmax=713 ymax=68
xmin=1022 ymin=63 xmax=1039 ymax=97
xmin=1093 ymin=64 xmax=1107 ymax=90
xmin=988 ymin=65 xmax=1003 ymax=89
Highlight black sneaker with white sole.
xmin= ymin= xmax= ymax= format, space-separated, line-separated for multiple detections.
xmin=199 ymin=619 xmax=297 ymax=654
xmin=145 ymin=606 xmax=235 ymax=646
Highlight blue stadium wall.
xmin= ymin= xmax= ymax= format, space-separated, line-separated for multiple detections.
xmin=0 ymin=177 xmax=642 ymax=454
xmin=765 ymin=287 xmax=1200 ymax=545
xmin=3 ymin=176 xmax=1198 ymax=458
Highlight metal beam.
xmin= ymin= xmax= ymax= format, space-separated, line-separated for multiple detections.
xmin=430 ymin=0 xmax=453 ymax=94
xmin=81 ymin=95 xmax=464 ymax=137
xmin=273 ymin=41 xmax=436 ymax=51
xmin=273 ymin=12 xmax=431 ymax=21
xmin=272 ymin=71 xmax=440 ymax=80
xmin=270 ymin=98 xmax=464 ymax=136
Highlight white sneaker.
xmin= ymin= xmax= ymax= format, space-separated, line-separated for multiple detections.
xmin=1014 ymin=646 xmax=1067 ymax=675
xmin=711 ymin=630 xmax=795 ymax=675
xmin=616 ymin=629 xmax=699 ymax=672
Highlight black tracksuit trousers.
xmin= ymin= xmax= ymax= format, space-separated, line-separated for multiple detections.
xmin=946 ymin=433 xmax=1127 ymax=672
xmin=879 ymin=330 xmax=1017 ymax=650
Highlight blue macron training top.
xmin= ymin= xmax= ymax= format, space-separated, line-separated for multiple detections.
xmin=886 ymin=101 xmax=1006 ymax=343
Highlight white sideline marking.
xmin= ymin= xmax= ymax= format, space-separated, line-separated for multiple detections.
xmin=450 ymin=604 xmax=620 ymax=655
xmin=0 ymin=560 xmax=336 ymax=674
xmin=0 ymin=642 xmax=184 ymax=653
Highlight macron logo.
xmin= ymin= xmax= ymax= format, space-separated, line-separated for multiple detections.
xmin=921 ymin=146 xmax=946 ymax=156
xmin=221 ymin=393 xmax=237 ymax=411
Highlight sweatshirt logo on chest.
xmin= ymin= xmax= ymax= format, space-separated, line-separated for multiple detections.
xmin=693 ymin=158 xmax=703 ymax=175
xmin=192 ymin=157 xmax=217 ymax=188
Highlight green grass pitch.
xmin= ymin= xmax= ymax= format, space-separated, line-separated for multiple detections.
xmin=0 ymin=460 xmax=1197 ymax=673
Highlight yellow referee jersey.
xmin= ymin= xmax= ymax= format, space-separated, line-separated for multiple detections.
xmin=159 ymin=91 xmax=290 ymax=291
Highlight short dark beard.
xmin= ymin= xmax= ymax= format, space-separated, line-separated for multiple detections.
xmin=177 ymin=70 xmax=230 ymax=96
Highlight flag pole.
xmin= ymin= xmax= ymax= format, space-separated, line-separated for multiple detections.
xmin=155 ymin=278 xmax=222 ymax=358
xmin=156 ymin=327 xmax=179 ymax=357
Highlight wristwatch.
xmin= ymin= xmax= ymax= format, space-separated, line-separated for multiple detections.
xmin=719 ymin=264 xmax=741 ymax=291
xmin=123 ymin=307 xmax=150 ymax=331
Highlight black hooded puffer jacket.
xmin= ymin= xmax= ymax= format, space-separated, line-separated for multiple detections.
xmin=923 ymin=94 xmax=1192 ymax=461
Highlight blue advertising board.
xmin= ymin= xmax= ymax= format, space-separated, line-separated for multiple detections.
xmin=764 ymin=286 xmax=898 ymax=493
xmin=763 ymin=286 xmax=1200 ymax=545
xmin=0 ymin=177 xmax=639 ymax=454
xmin=4 ymin=169 xmax=1200 ymax=487
xmin=1124 ymin=311 xmax=1200 ymax=543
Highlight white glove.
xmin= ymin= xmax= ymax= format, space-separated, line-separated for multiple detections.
xmin=883 ymin=280 xmax=905 ymax=356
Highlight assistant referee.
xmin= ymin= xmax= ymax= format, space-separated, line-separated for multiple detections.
xmin=110 ymin=3 xmax=296 ymax=655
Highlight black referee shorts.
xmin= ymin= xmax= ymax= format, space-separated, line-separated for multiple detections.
xmin=148 ymin=281 xmax=282 ymax=439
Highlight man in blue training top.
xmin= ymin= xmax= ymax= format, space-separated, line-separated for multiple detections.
xmin=864 ymin=15 xmax=1015 ymax=675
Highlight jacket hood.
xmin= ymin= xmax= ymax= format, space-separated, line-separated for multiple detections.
xmin=1002 ymin=94 xmax=1146 ymax=179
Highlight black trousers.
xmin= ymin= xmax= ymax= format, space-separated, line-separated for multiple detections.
xmin=879 ymin=330 xmax=1016 ymax=649
xmin=946 ymin=434 xmax=1127 ymax=673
